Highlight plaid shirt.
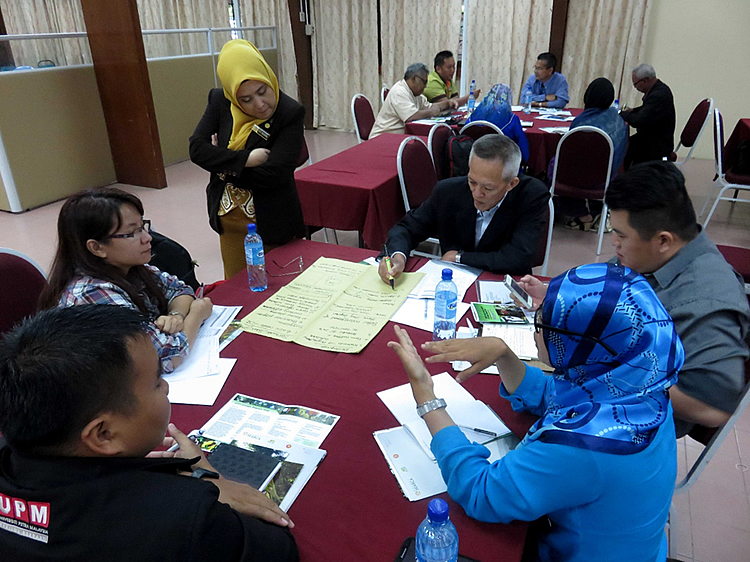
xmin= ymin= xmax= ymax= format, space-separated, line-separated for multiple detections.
xmin=60 ymin=265 xmax=195 ymax=373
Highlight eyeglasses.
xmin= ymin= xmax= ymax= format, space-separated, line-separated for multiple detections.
xmin=104 ymin=220 xmax=151 ymax=240
xmin=267 ymin=256 xmax=304 ymax=277
xmin=414 ymin=75 xmax=428 ymax=85
xmin=534 ymin=306 xmax=618 ymax=356
xmin=632 ymin=77 xmax=647 ymax=88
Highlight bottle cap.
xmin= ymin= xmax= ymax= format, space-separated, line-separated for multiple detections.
xmin=427 ymin=498 xmax=450 ymax=523
xmin=441 ymin=268 xmax=453 ymax=281
xmin=247 ymin=223 xmax=257 ymax=234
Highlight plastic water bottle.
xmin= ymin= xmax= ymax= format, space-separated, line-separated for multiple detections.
xmin=244 ymin=223 xmax=267 ymax=292
xmin=415 ymin=498 xmax=459 ymax=562
xmin=614 ymin=98 xmax=620 ymax=111
xmin=433 ymin=269 xmax=457 ymax=341
xmin=523 ymin=92 xmax=532 ymax=114
xmin=467 ymin=80 xmax=476 ymax=113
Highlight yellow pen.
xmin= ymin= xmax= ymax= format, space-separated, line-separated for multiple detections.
xmin=383 ymin=244 xmax=395 ymax=290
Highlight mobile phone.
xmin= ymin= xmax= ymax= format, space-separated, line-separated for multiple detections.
xmin=394 ymin=537 xmax=481 ymax=562
xmin=504 ymin=274 xmax=533 ymax=309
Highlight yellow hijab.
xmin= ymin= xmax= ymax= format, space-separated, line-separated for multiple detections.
xmin=217 ymin=39 xmax=280 ymax=151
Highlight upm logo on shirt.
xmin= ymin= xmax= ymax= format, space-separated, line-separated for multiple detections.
xmin=0 ymin=492 xmax=50 ymax=543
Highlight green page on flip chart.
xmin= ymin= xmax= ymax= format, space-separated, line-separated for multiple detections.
xmin=240 ymin=257 xmax=423 ymax=353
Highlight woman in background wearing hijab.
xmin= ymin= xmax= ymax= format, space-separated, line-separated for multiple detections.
xmin=389 ymin=263 xmax=681 ymax=561
xmin=190 ymin=39 xmax=305 ymax=278
xmin=554 ymin=77 xmax=628 ymax=231
xmin=467 ymin=83 xmax=530 ymax=165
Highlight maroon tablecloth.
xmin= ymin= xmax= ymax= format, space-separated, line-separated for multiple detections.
xmin=295 ymin=134 xmax=425 ymax=250
xmin=170 ymin=239 xmax=535 ymax=562
xmin=405 ymin=108 xmax=583 ymax=176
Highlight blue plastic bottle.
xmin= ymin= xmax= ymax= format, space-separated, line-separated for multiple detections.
xmin=433 ymin=269 xmax=457 ymax=341
xmin=467 ymin=80 xmax=476 ymax=113
xmin=244 ymin=223 xmax=267 ymax=292
xmin=523 ymin=92 xmax=532 ymax=114
xmin=415 ymin=498 xmax=459 ymax=562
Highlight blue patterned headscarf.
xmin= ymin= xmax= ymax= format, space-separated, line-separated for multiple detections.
xmin=467 ymin=83 xmax=513 ymax=130
xmin=525 ymin=263 xmax=683 ymax=454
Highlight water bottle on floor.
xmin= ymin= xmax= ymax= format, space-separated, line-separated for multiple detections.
xmin=433 ymin=269 xmax=457 ymax=341
xmin=415 ymin=498 xmax=459 ymax=562
xmin=244 ymin=223 xmax=267 ymax=292
xmin=467 ymin=80 xmax=476 ymax=113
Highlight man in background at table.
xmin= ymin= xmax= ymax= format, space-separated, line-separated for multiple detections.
xmin=0 ymin=305 xmax=299 ymax=562
xmin=378 ymin=134 xmax=549 ymax=282
xmin=370 ymin=63 xmax=458 ymax=138
xmin=620 ymin=64 xmax=675 ymax=168
xmin=520 ymin=52 xmax=569 ymax=109
xmin=519 ymin=162 xmax=749 ymax=438
xmin=423 ymin=50 xmax=481 ymax=106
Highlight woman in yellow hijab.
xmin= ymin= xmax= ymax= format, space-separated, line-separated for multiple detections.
xmin=190 ymin=39 xmax=306 ymax=279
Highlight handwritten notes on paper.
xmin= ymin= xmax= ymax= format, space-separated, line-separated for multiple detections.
xmin=240 ymin=257 xmax=423 ymax=353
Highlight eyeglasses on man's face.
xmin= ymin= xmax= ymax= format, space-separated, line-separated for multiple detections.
xmin=105 ymin=219 xmax=151 ymax=240
xmin=533 ymin=306 xmax=618 ymax=357
xmin=632 ymin=77 xmax=648 ymax=88
xmin=413 ymin=74 xmax=428 ymax=85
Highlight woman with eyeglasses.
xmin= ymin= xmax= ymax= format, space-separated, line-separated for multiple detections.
xmin=39 ymin=187 xmax=213 ymax=372
xmin=389 ymin=263 xmax=682 ymax=561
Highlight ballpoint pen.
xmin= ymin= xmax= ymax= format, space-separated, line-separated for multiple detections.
xmin=382 ymin=244 xmax=395 ymax=290
xmin=196 ymin=283 xmax=205 ymax=299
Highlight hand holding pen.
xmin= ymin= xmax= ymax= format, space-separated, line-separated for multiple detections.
xmin=378 ymin=246 xmax=406 ymax=287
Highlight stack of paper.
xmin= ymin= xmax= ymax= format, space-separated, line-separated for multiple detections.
xmin=165 ymin=305 xmax=241 ymax=406
xmin=375 ymin=373 xmax=517 ymax=501
xmin=198 ymin=393 xmax=339 ymax=511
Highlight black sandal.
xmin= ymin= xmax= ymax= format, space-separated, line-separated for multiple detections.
xmin=563 ymin=217 xmax=593 ymax=231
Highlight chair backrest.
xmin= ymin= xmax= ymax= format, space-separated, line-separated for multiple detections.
xmin=397 ymin=137 xmax=438 ymax=213
xmin=550 ymin=126 xmax=613 ymax=198
xmin=713 ymin=108 xmax=726 ymax=177
xmin=0 ymin=248 xmax=47 ymax=337
xmin=381 ymin=86 xmax=389 ymax=106
xmin=296 ymin=136 xmax=311 ymax=168
xmin=459 ymin=120 xmax=503 ymax=141
xmin=538 ymin=198 xmax=554 ymax=275
xmin=428 ymin=123 xmax=456 ymax=181
xmin=351 ymin=94 xmax=375 ymax=143
xmin=676 ymin=360 xmax=750 ymax=494
xmin=679 ymin=98 xmax=713 ymax=148
xmin=716 ymin=244 xmax=750 ymax=284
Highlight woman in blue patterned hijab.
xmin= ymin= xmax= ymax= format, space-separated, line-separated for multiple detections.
xmin=467 ymin=83 xmax=530 ymax=164
xmin=530 ymin=262 xmax=683 ymax=453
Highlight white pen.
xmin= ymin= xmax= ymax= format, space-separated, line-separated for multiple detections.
xmin=166 ymin=429 xmax=203 ymax=452
xmin=466 ymin=318 xmax=477 ymax=337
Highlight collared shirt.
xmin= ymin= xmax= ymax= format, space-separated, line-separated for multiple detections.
xmin=475 ymin=195 xmax=506 ymax=246
xmin=59 ymin=264 xmax=194 ymax=373
xmin=370 ymin=79 xmax=432 ymax=137
xmin=520 ymin=72 xmax=570 ymax=109
xmin=423 ymin=70 xmax=458 ymax=102
xmin=644 ymin=231 xmax=750 ymax=436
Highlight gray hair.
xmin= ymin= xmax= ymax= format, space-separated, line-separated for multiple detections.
xmin=404 ymin=63 xmax=429 ymax=81
xmin=632 ymin=64 xmax=656 ymax=80
xmin=469 ymin=135 xmax=522 ymax=182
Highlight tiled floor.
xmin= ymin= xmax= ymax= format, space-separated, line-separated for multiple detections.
xmin=1 ymin=130 xmax=749 ymax=560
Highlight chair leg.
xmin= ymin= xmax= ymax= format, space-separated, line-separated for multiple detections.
xmin=323 ymin=229 xmax=330 ymax=243
xmin=698 ymin=181 xmax=721 ymax=219
xmin=333 ymin=230 xmax=340 ymax=244
xmin=596 ymin=206 xmax=607 ymax=256
xmin=703 ymin=185 xmax=731 ymax=228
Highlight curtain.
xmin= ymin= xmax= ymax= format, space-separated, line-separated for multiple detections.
xmin=238 ymin=0 xmax=299 ymax=100
xmin=379 ymin=0 xmax=463 ymax=93
xmin=465 ymin=0 xmax=553 ymax=105
xmin=562 ymin=0 xmax=653 ymax=108
xmin=0 ymin=0 xmax=90 ymax=66
xmin=310 ymin=0 xmax=379 ymax=131
xmin=137 ymin=0 xmax=229 ymax=59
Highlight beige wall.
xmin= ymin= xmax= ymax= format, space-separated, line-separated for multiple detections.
xmin=642 ymin=0 xmax=750 ymax=159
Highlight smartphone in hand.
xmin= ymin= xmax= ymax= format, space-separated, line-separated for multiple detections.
xmin=504 ymin=274 xmax=533 ymax=309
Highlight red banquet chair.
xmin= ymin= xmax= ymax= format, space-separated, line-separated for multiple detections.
xmin=667 ymin=97 xmax=713 ymax=167
xmin=427 ymin=122 xmax=456 ymax=181
xmin=549 ymin=126 xmax=614 ymax=256
xmin=351 ymin=93 xmax=375 ymax=143
xmin=459 ymin=120 xmax=503 ymax=141
xmin=0 ymin=248 xmax=47 ymax=337
xmin=397 ymin=136 xmax=439 ymax=257
xmin=380 ymin=86 xmax=389 ymax=106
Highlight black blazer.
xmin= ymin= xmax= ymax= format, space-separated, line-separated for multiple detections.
xmin=189 ymin=89 xmax=306 ymax=245
xmin=622 ymin=80 xmax=676 ymax=163
xmin=385 ymin=174 xmax=550 ymax=274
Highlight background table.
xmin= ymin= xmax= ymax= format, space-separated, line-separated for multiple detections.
xmin=295 ymin=134 xmax=424 ymax=250
xmin=405 ymin=108 xmax=583 ymax=176
xmin=170 ymin=239 xmax=537 ymax=562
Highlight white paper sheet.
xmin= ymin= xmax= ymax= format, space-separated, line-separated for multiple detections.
xmin=167 ymin=358 xmax=235 ymax=406
xmin=539 ymin=126 xmax=570 ymax=134
xmin=163 ymin=335 xmax=219 ymax=382
xmin=390 ymin=298 xmax=471 ymax=333
xmin=198 ymin=305 xmax=243 ymax=338
xmin=408 ymin=260 xmax=480 ymax=300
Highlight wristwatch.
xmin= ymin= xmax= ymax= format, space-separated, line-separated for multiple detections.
xmin=169 ymin=311 xmax=185 ymax=319
xmin=416 ymin=398 xmax=447 ymax=418
xmin=190 ymin=467 xmax=220 ymax=480
xmin=455 ymin=252 xmax=462 ymax=264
